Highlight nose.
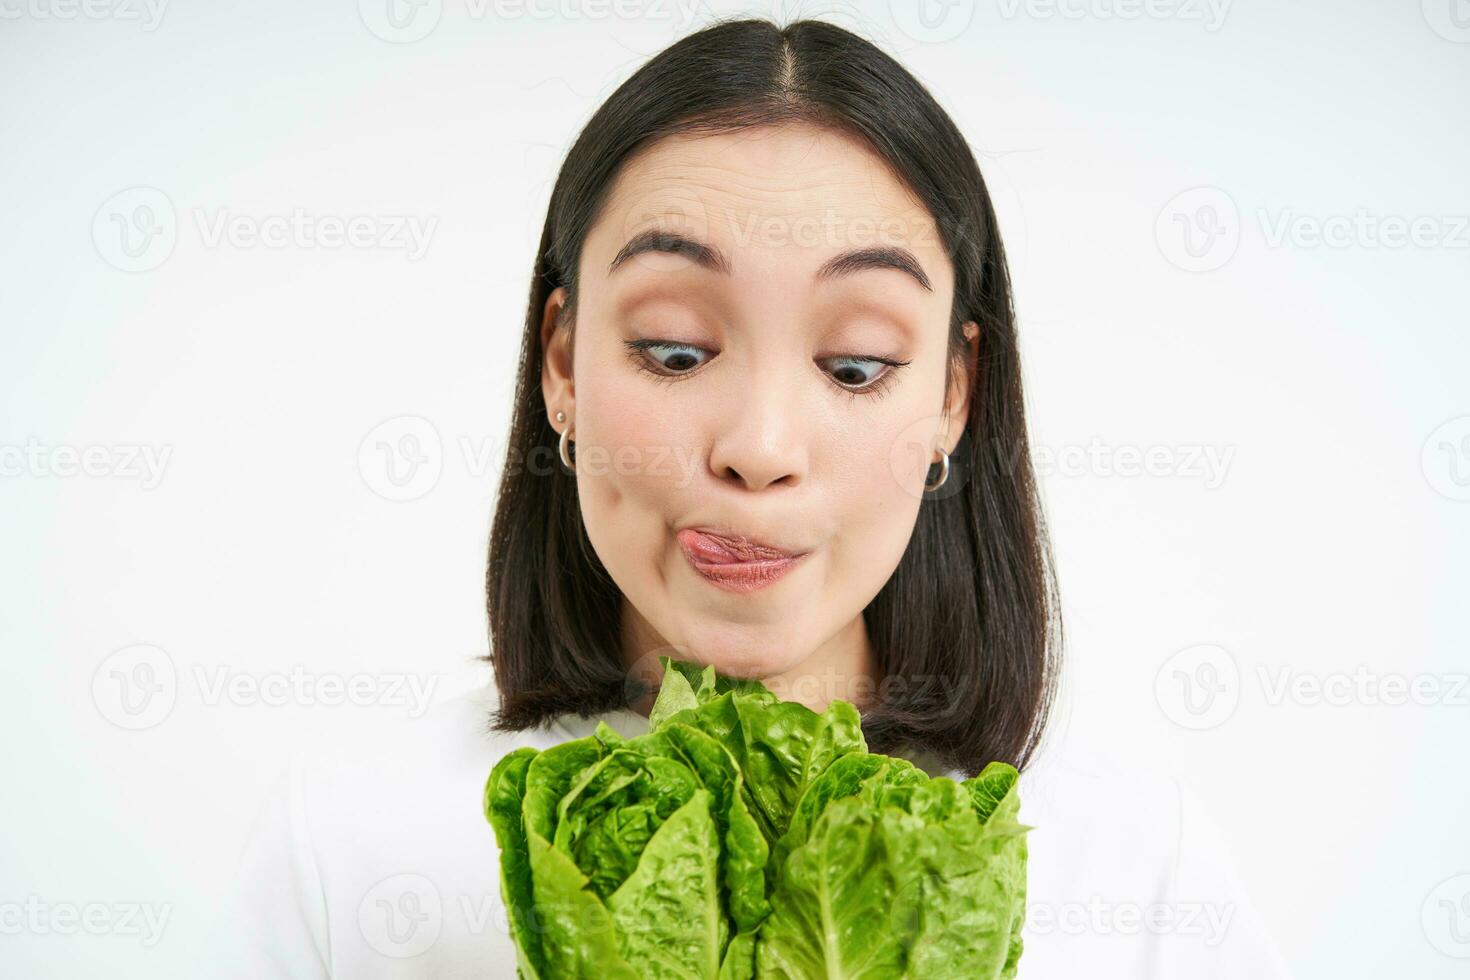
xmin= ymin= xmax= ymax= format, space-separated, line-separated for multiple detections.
xmin=705 ymin=372 xmax=809 ymax=492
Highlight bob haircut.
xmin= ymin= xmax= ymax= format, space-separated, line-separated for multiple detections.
xmin=484 ymin=15 xmax=1062 ymax=778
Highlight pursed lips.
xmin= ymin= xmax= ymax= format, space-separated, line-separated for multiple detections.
xmin=675 ymin=526 xmax=805 ymax=564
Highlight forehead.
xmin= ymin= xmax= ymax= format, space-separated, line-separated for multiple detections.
xmin=582 ymin=123 xmax=952 ymax=293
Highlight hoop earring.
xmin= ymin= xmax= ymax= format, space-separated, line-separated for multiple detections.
xmin=555 ymin=426 xmax=573 ymax=470
xmin=924 ymin=447 xmax=950 ymax=492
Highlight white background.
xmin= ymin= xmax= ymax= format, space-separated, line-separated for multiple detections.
xmin=2 ymin=1 xmax=1467 ymax=976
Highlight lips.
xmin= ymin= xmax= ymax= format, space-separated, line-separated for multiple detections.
xmin=676 ymin=527 xmax=808 ymax=594
xmin=676 ymin=527 xmax=803 ymax=563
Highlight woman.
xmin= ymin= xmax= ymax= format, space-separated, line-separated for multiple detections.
xmin=215 ymin=17 xmax=1292 ymax=978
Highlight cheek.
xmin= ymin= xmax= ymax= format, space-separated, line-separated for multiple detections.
xmin=572 ymin=368 xmax=696 ymax=575
xmin=821 ymin=413 xmax=926 ymax=600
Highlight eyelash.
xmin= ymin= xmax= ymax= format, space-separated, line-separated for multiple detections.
xmin=622 ymin=339 xmax=909 ymax=401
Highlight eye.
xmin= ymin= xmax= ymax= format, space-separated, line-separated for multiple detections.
xmin=823 ymin=355 xmax=888 ymax=388
xmin=623 ymin=338 xmax=910 ymax=401
xmin=818 ymin=354 xmax=911 ymax=400
xmin=623 ymin=339 xmax=712 ymax=379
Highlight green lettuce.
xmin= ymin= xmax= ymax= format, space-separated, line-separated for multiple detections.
xmin=484 ymin=657 xmax=1030 ymax=979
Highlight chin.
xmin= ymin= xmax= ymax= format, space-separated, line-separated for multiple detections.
xmin=700 ymin=647 xmax=803 ymax=682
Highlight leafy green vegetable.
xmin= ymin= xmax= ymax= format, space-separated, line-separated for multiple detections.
xmin=607 ymin=788 xmax=725 ymax=977
xmin=484 ymin=656 xmax=1030 ymax=979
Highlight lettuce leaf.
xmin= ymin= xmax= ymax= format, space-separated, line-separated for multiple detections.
xmin=485 ymin=657 xmax=1030 ymax=980
xmin=755 ymin=764 xmax=1029 ymax=978
xmin=606 ymin=788 xmax=726 ymax=977
xmin=484 ymin=747 xmax=544 ymax=979
xmin=648 ymin=659 xmax=866 ymax=845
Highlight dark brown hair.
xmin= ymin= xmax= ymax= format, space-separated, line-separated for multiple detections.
xmin=484 ymin=15 xmax=1062 ymax=778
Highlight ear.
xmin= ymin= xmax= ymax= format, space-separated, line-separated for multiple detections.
xmin=941 ymin=320 xmax=980 ymax=454
xmin=540 ymin=286 xmax=573 ymax=428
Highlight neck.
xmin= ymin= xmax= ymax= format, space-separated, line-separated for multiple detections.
xmin=618 ymin=599 xmax=881 ymax=716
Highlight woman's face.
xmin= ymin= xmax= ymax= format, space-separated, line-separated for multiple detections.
xmin=541 ymin=122 xmax=976 ymax=707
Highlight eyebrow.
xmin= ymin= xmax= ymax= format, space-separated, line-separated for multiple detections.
xmin=607 ymin=229 xmax=933 ymax=293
